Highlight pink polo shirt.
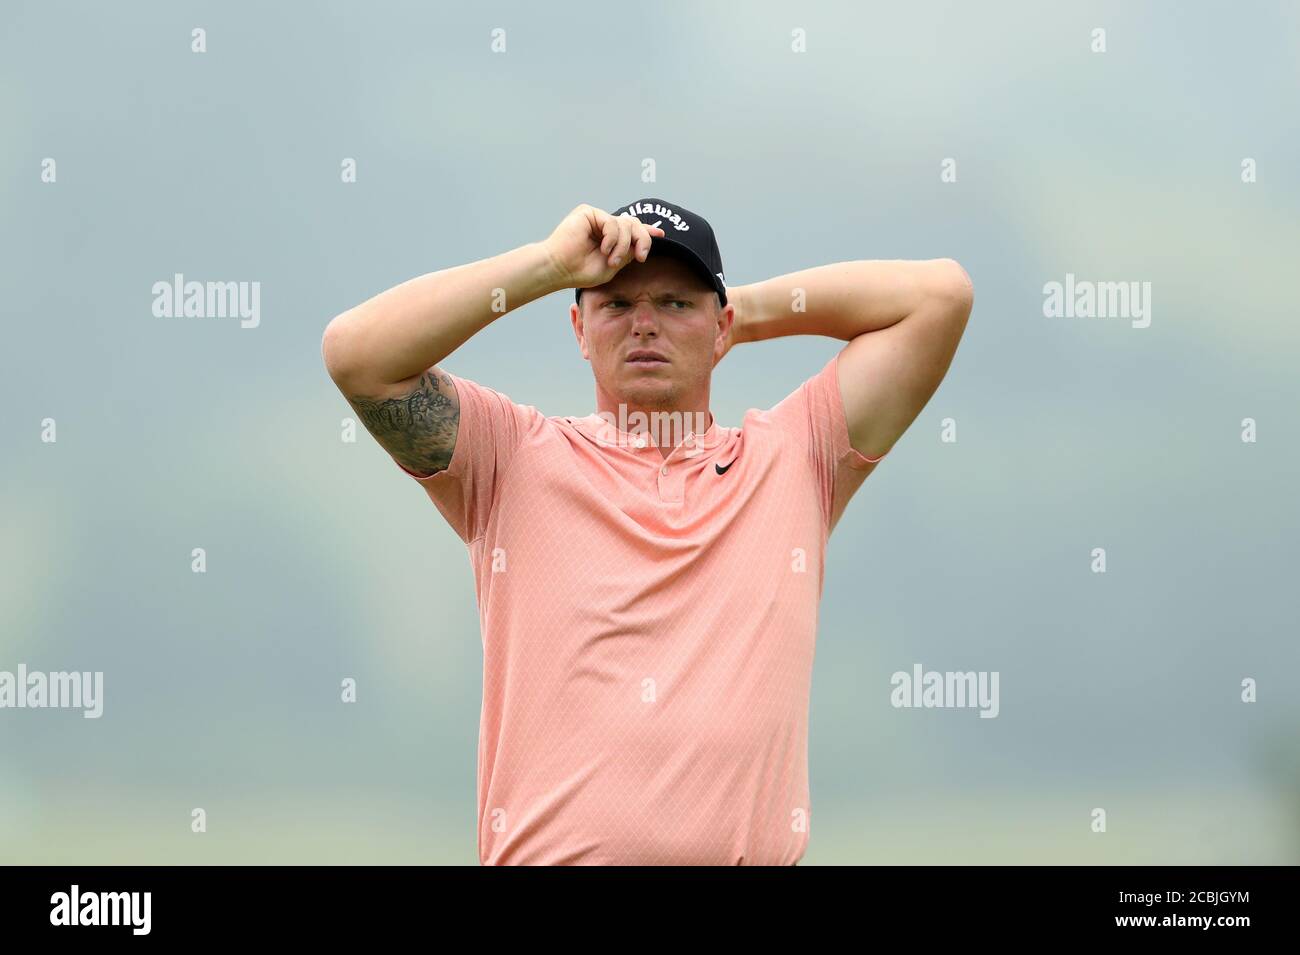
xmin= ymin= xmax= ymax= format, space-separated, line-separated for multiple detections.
xmin=395 ymin=352 xmax=882 ymax=865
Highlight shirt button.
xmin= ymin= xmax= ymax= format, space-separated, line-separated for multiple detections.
xmin=635 ymin=436 xmax=646 ymax=448
xmin=660 ymin=464 xmax=669 ymax=476
xmin=685 ymin=434 xmax=695 ymax=447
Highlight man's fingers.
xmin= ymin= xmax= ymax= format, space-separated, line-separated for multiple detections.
xmin=593 ymin=210 xmax=666 ymax=263
xmin=642 ymin=224 xmax=667 ymax=260
xmin=609 ymin=215 xmax=634 ymax=266
xmin=633 ymin=222 xmax=661 ymax=261
xmin=597 ymin=211 xmax=619 ymax=256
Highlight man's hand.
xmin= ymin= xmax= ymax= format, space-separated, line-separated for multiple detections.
xmin=543 ymin=204 xmax=665 ymax=291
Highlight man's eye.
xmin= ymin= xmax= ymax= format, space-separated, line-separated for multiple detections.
xmin=602 ymin=299 xmax=687 ymax=309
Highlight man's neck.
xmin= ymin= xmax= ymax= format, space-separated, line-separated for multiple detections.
xmin=594 ymin=397 xmax=713 ymax=459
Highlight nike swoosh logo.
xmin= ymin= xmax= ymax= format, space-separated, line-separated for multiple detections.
xmin=715 ymin=460 xmax=737 ymax=475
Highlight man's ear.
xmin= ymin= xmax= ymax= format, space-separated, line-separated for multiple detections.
xmin=718 ymin=299 xmax=734 ymax=338
xmin=712 ymin=300 xmax=737 ymax=367
xmin=570 ymin=302 xmax=590 ymax=361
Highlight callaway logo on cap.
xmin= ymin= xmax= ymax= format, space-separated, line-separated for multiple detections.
xmin=575 ymin=198 xmax=727 ymax=308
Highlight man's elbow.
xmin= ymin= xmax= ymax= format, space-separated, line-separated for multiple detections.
xmin=321 ymin=312 xmax=360 ymax=387
xmin=933 ymin=258 xmax=974 ymax=320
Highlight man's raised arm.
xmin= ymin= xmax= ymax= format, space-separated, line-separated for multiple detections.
xmin=727 ymin=259 xmax=974 ymax=461
xmin=320 ymin=204 xmax=663 ymax=476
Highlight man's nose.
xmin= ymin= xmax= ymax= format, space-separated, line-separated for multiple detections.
xmin=629 ymin=301 xmax=660 ymax=334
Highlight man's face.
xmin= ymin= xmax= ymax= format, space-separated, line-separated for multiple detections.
xmin=571 ymin=254 xmax=732 ymax=411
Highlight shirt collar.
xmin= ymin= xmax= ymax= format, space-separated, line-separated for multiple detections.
xmin=571 ymin=409 xmax=727 ymax=453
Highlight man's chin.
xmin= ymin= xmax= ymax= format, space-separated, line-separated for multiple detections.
xmin=616 ymin=378 xmax=676 ymax=408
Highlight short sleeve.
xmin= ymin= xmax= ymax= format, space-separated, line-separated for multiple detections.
xmin=768 ymin=351 xmax=886 ymax=535
xmin=392 ymin=372 xmax=542 ymax=544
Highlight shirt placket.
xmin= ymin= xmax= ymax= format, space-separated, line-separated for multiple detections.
xmin=653 ymin=432 xmax=700 ymax=503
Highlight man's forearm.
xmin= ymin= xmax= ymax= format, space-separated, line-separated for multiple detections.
xmin=323 ymin=241 xmax=562 ymax=389
xmin=732 ymin=258 xmax=970 ymax=345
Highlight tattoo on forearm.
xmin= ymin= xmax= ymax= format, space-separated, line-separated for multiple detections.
xmin=346 ymin=369 xmax=460 ymax=475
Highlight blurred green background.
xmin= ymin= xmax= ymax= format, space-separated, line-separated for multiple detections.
xmin=2 ymin=0 xmax=1298 ymax=864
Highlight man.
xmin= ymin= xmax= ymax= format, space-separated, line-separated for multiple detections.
xmin=321 ymin=198 xmax=974 ymax=865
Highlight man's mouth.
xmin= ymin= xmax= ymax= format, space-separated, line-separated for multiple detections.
xmin=626 ymin=350 xmax=669 ymax=365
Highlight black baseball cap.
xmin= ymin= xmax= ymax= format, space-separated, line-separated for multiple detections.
xmin=575 ymin=198 xmax=727 ymax=308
